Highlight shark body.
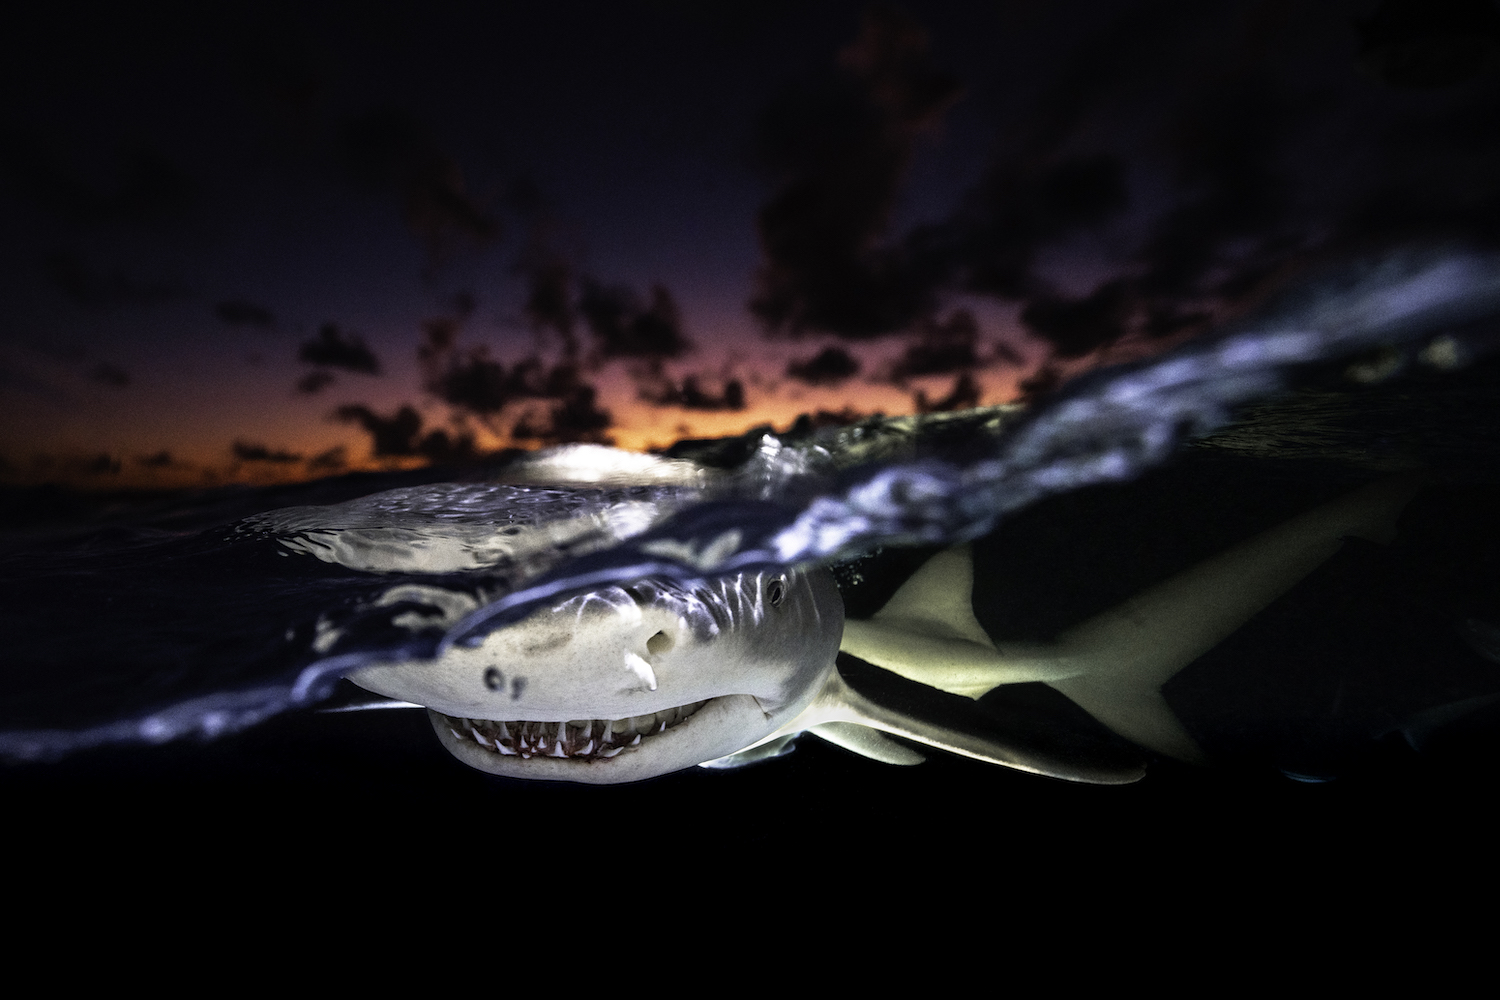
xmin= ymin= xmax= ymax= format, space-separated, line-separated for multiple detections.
xmin=346 ymin=471 xmax=1425 ymax=784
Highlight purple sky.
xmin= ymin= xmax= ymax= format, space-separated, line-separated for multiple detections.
xmin=4 ymin=1 xmax=1498 ymax=487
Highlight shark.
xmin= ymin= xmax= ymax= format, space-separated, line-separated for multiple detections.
xmin=345 ymin=471 xmax=1426 ymax=784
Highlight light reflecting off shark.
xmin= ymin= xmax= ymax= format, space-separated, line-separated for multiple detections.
xmin=343 ymin=461 xmax=1428 ymax=785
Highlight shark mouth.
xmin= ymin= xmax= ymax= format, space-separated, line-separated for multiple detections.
xmin=434 ymin=700 xmax=711 ymax=762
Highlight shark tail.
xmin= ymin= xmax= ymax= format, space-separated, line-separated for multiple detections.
xmin=840 ymin=474 xmax=1427 ymax=764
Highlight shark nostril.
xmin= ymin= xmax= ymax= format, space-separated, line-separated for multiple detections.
xmin=646 ymin=630 xmax=673 ymax=656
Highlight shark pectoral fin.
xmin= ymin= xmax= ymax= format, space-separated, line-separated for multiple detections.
xmin=802 ymin=665 xmax=1145 ymax=784
xmin=807 ymin=722 xmax=926 ymax=765
xmin=698 ymin=734 xmax=800 ymax=769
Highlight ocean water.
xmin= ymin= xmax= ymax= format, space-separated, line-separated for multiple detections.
xmin=5 ymin=248 xmax=1500 ymax=861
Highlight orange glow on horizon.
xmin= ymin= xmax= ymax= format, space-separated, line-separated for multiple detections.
xmin=2 ymin=365 xmax=1035 ymax=492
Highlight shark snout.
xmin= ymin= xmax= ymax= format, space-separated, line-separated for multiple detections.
xmin=347 ymin=567 xmax=846 ymax=781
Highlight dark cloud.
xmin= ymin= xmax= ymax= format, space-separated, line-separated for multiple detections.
xmin=232 ymin=440 xmax=302 ymax=464
xmin=339 ymin=107 xmax=498 ymax=258
xmin=333 ymin=404 xmax=420 ymax=457
xmin=913 ymin=370 xmax=981 ymax=414
xmin=578 ymin=280 xmax=693 ymax=361
xmin=80 ymin=453 xmax=121 ymax=476
xmin=42 ymin=251 xmax=181 ymax=309
xmin=1015 ymin=362 xmax=1065 ymax=405
xmin=887 ymin=309 xmax=983 ymax=381
xmin=511 ymin=386 xmax=613 ymax=446
xmin=524 ymin=258 xmax=577 ymax=348
xmin=992 ymin=339 xmax=1024 ymax=367
xmin=424 ymin=345 xmax=510 ymax=415
xmin=784 ymin=406 xmax=876 ymax=434
xmin=298 ymin=323 xmax=382 ymax=375
xmin=748 ymin=5 xmax=962 ymax=339
xmin=786 ymin=346 xmax=860 ymax=386
xmin=136 ymin=451 xmax=176 ymax=468
xmin=1019 ymin=280 xmax=1135 ymax=359
xmin=215 ymin=301 xmax=275 ymax=328
xmin=0 ymin=131 xmax=194 ymax=225
xmin=748 ymin=2 xmax=1500 ymax=372
xmin=419 ymin=317 xmax=588 ymax=419
xmin=333 ymin=404 xmax=478 ymax=463
xmin=296 ymin=370 xmax=336 ymax=394
xmin=511 ymin=209 xmax=581 ymax=352
xmin=918 ymin=154 xmax=1130 ymax=302
xmin=637 ymin=371 xmax=746 ymax=411
xmin=1132 ymin=82 xmax=1300 ymax=305
xmin=307 ymin=445 xmax=347 ymax=473
xmin=89 ymin=362 xmax=130 ymax=388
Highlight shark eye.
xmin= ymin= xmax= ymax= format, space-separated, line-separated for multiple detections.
xmin=767 ymin=575 xmax=786 ymax=608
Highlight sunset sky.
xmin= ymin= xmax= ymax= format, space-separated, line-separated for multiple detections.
xmin=4 ymin=1 xmax=1499 ymax=488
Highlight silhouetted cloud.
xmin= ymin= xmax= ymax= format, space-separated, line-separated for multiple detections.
xmin=215 ymin=300 xmax=275 ymax=328
xmin=636 ymin=371 xmax=746 ymax=411
xmin=420 ymin=317 xmax=583 ymax=417
xmin=89 ymin=362 xmax=130 ymax=388
xmin=296 ymin=371 xmax=336 ymax=394
xmin=1016 ymin=363 xmax=1065 ymax=405
xmin=80 ymin=453 xmax=122 ymax=476
xmin=1019 ymin=280 xmax=1134 ymax=359
xmin=579 ymin=280 xmax=693 ymax=361
xmin=748 ymin=5 xmax=962 ymax=339
xmin=333 ymin=404 xmax=421 ymax=456
xmin=747 ymin=3 xmax=1500 ymax=370
xmin=511 ymin=205 xmax=581 ymax=352
xmin=887 ymin=309 xmax=983 ymax=382
xmin=333 ymin=404 xmax=478 ymax=463
xmin=511 ymin=386 xmax=613 ymax=445
xmin=42 ymin=251 xmax=181 ymax=309
xmin=786 ymin=346 xmax=860 ymax=386
xmin=299 ymin=322 xmax=381 ymax=374
xmin=307 ymin=445 xmax=347 ymax=472
xmin=339 ymin=107 xmax=498 ymax=258
xmin=136 ymin=451 xmax=176 ymax=468
xmin=914 ymin=371 xmax=981 ymax=413
xmin=788 ymin=406 xmax=878 ymax=431
xmin=232 ymin=440 xmax=302 ymax=464
xmin=915 ymin=154 xmax=1130 ymax=302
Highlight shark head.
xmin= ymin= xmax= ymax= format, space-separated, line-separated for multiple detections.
xmin=347 ymin=567 xmax=845 ymax=783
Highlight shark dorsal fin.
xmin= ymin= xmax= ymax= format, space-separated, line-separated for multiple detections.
xmin=869 ymin=545 xmax=995 ymax=648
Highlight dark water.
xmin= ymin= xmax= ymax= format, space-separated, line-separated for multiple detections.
xmin=6 ymin=248 xmax=1500 ymax=877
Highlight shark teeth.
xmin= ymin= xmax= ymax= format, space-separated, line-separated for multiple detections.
xmin=436 ymin=701 xmax=710 ymax=762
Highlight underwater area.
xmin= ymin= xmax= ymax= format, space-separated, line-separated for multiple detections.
xmin=4 ymin=249 xmax=1500 ymax=874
